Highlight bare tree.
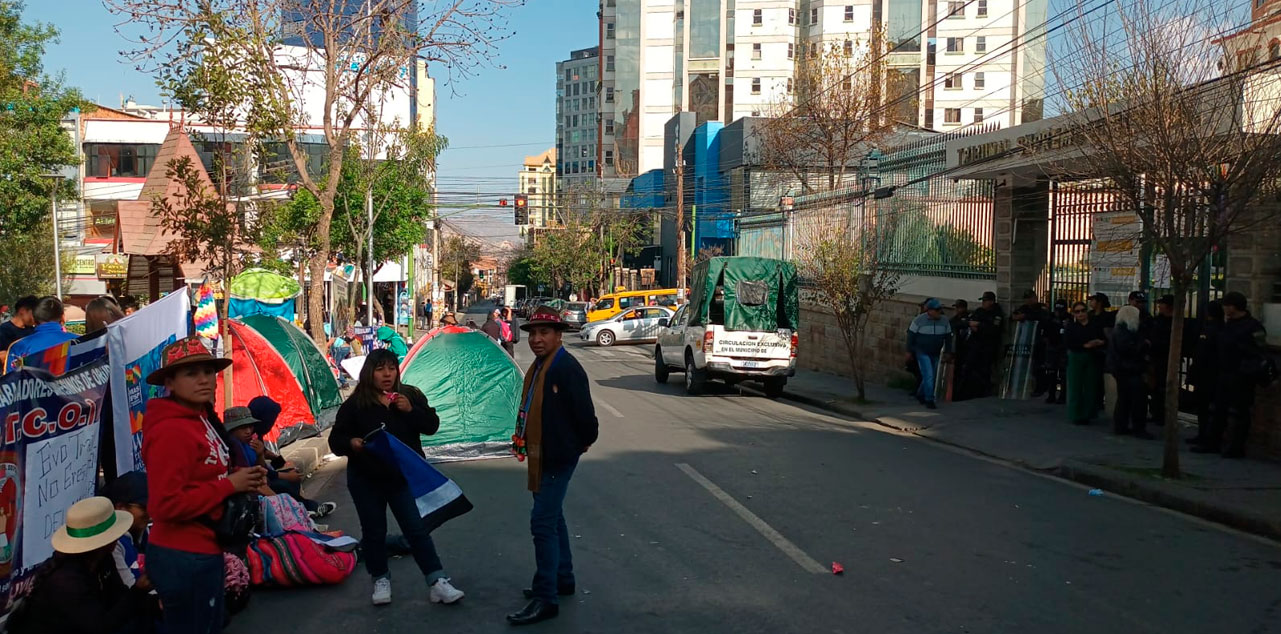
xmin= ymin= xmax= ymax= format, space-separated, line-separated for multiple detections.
xmin=758 ymin=33 xmax=890 ymax=194
xmin=109 ymin=0 xmax=519 ymax=341
xmin=1056 ymin=0 xmax=1281 ymax=476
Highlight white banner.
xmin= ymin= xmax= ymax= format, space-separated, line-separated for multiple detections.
xmin=107 ymin=291 xmax=191 ymax=475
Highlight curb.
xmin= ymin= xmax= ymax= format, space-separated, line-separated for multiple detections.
xmin=766 ymin=384 xmax=1281 ymax=543
xmin=279 ymin=430 xmax=333 ymax=477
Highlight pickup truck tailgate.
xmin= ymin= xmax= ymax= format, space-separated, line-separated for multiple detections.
xmin=710 ymin=330 xmax=792 ymax=359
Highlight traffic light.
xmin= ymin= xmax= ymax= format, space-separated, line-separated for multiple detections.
xmin=514 ymin=194 xmax=529 ymax=225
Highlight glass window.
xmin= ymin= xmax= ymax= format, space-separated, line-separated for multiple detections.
xmin=886 ymin=0 xmax=922 ymax=51
xmin=974 ymin=71 xmax=985 ymax=88
xmin=572 ymin=115 xmax=579 ymax=126
xmin=595 ymin=298 xmax=614 ymax=311
xmin=606 ymin=22 xmax=615 ymax=38
xmin=606 ymin=55 xmax=615 ymax=71
xmin=606 ymin=87 xmax=615 ymax=102
xmin=809 ymin=42 xmax=817 ymax=57
xmin=946 ymin=37 xmax=963 ymax=53
xmin=788 ymin=8 xmax=795 ymax=24
xmin=690 ymin=0 xmax=721 ymax=58
xmin=810 ymin=7 xmax=818 ymax=24
xmin=787 ymin=43 xmax=794 ymax=59
xmin=751 ymin=78 xmax=761 ymax=94
xmin=605 ymin=150 xmax=614 ymax=166
xmin=976 ymin=36 xmax=987 ymax=52
xmin=977 ymin=0 xmax=988 ymax=16
xmin=83 ymin=143 xmax=160 ymax=178
xmin=944 ymin=108 xmax=961 ymax=124
xmin=787 ymin=78 xmax=793 ymax=93
xmin=844 ymin=5 xmax=854 ymax=21
xmin=752 ymin=43 xmax=762 ymax=59
xmin=944 ymin=73 xmax=959 ymax=89
xmin=844 ymin=40 xmax=853 ymax=56
xmin=605 ymin=120 xmax=615 ymax=134
xmin=588 ymin=96 xmax=596 ymax=109
xmin=1271 ymin=41 xmax=1280 ymax=60
xmin=973 ymin=107 xmax=984 ymax=123
xmin=753 ymin=8 xmax=762 ymax=25
xmin=947 ymin=1 xmax=964 ymax=18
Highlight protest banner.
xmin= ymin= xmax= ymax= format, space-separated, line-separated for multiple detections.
xmin=0 ymin=359 xmax=112 ymax=618
xmin=107 ymin=291 xmax=191 ymax=475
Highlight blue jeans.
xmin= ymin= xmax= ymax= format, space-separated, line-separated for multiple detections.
xmin=146 ymin=543 xmax=225 ymax=634
xmin=331 ymin=345 xmax=351 ymax=385
xmin=530 ymin=460 xmax=578 ymax=604
xmin=347 ymin=469 xmax=446 ymax=584
xmin=915 ymin=351 xmax=941 ymax=404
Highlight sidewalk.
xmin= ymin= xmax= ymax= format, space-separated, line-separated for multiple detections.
xmin=761 ymin=369 xmax=1281 ymax=542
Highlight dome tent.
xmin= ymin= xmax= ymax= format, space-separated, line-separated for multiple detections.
xmin=215 ymin=316 xmax=341 ymax=446
xmin=400 ymin=326 xmax=523 ymax=461
xmin=228 ymin=268 xmax=302 ymax=321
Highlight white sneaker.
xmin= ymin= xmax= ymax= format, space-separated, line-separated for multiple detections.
xmin=372 ymin=578 xmax=392 ymax=605
xmin=429 ymin=577 xmax=465 ymax=604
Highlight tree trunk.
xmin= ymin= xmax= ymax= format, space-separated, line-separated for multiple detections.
xmin=1161 ymin=287 xmax=1187 ymax=478
xmin=307 ymin=199 xmax=335 ymax=342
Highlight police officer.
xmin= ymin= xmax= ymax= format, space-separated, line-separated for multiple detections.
xmin=950 ymin=300 xmax=973 ymax=400
xmin=961 ymin=291 xmax=1004 ymax=399
xmin=1041 ymin=298 xmax=1071 ymax=404
xmin=1147 ymin=295 xmax=1176 ymax=425
xmin=1012 ymin=290 xmax=1055 ymax=398
xmin=1193 ymin=292 xmax=1267 ymax=458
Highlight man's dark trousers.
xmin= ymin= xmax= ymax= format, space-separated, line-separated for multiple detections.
xmin=530 ymin=459 xmax=578 ymax=604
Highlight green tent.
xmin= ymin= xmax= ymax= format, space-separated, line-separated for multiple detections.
xmin=687 ymin=256 xmax=800 ymax=331
xmin=400 ymin=326 xmax=523 ymax=461
xmin=240 ymin=315 xmax=343 ymax=423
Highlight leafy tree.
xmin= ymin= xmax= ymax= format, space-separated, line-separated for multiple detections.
xmin=0 ymin=0 xmax=88 ymax=232
xmin=506 ymin=255 xmax=547 ymax=289
xmin=0 ymin=223 xmax=65 ymax=302
xmin=440 ymin=234 xmax=481 ymax=308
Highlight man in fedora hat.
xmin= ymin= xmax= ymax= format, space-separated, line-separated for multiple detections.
xmin=142 ymin=336 xmax=267 ymax=634
xmin=507 ymin=306 xmax=599 ymax=626
xmin=8 ymin=497 xmax=157 ymax=633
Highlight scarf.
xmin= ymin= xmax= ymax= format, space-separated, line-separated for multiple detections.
xmin=517 ymin=347 xmax=563 ymax=492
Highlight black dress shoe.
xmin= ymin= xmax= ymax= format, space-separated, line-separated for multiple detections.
xmin=507 ymin=599 xmax=559 ymax=626
xmin=523 ymin=586 xmax=575 ymax=599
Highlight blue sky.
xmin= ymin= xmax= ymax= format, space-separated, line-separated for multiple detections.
xmin=23 ymin=0 xmax=600 ymax=245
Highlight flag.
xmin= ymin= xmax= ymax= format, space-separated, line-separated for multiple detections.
xmin=365 ymin=429 xmax=473 ymax=532
xmin=195 ymin=285 xmax=220 ymax=339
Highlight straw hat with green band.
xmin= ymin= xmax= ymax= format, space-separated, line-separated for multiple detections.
xmin=50 ymin=497 xmax=133 ymax=554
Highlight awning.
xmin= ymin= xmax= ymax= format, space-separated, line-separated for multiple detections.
xmin=371 ymin=261 xmax=406 ymax=283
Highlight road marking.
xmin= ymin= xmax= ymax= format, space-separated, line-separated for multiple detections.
xmin=676 ymin=463 xmax=827 ymax=574
xmin=599 ymin=400 xmax=624 ymax=418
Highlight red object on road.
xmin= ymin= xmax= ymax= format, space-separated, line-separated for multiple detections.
xmin=831 ymin=562 xmax=844 ymax=575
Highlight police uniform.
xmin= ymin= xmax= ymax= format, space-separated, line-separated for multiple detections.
xmin=961 ymin=296 xmax=1005 ymax=399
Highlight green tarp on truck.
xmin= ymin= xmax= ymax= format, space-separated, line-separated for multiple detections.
xmin=687 ymin=257 xmax=800 ymax=332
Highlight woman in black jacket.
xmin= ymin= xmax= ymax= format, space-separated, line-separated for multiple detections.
xmin=328 ymin=349 xmax=465 ymax=607
xmin=1108 ymin=306 xmax=1153 ymax=439
xmin=1063 ymin=301 xmax=1107 ymax=425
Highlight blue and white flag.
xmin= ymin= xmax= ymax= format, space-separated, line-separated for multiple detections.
xmin=366 ymin=429 xmax=474 ymax=532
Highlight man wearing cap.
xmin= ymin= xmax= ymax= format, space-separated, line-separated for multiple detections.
xmin=1012 ymin=291 xmax=1055 ymax=398
xmin=961 ymin=291 xmax=1004 ymax=398
xmin=7 ymin=497 xmax=157 ymax=633
xmin=906 ymin=298 xmax=953 ymax=409
xmin=1196 ymin=292 xmax=1267 ymax=458
xmin=508 ymin=306 xmax=599 ymax=626
xmin=141 ymin=336 xmax=267 ymax=633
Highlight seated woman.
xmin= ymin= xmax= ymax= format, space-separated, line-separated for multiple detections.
xmin=246 ymin=397 xmax=337 ymax=519
xmin=9 ymin=497 xmax=158 ymax=634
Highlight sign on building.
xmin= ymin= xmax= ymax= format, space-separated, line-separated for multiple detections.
xmin=1089 ymin=211 xmax=1141 ymax=304
xmin=95 ymin=254 xmax=129 ymax=280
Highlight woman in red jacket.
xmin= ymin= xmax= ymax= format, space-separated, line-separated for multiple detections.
xmin=141 ymin=336 xmax=266 ymax=634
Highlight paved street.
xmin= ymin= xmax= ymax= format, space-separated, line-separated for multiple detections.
xmin=230 ymin=341 xmax=1281 ymax=634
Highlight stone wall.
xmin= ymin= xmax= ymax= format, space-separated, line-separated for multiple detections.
xmin=796 ymin=293 xmax=933 ymax=388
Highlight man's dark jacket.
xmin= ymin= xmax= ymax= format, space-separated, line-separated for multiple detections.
xmin=536 ymin=349 xmax=600 ymax=467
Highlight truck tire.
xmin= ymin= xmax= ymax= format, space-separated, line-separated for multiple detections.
xmin=596 ymin=330 xmax=615 ymax=346
xmin=684 ymin=353 xmax=706 ymax=395
xmin=654 ymin=347 xmax=670 ymax=383
xmin=763 ymin=377 xmax=786 ymax=399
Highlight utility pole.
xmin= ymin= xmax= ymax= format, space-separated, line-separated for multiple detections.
xmin=675 ymin=139 xmax=685 ymax=297
xmin=41 ymin=174 xmax=65 ymax=298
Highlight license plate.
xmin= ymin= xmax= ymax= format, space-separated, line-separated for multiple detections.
xmin=740 ymin=361 xmax=762 ymax=368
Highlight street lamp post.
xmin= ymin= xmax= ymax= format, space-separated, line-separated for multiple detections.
xmin=41 ymin=174 xmax=66 ymax=299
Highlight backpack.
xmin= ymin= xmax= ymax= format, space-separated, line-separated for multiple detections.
xmin=245 ymin=533 xmax=357 ymax=587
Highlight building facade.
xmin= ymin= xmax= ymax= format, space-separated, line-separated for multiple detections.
xmin=518 ymin=148 xmax=558 ymax=233
xmin=599 ymin=0 xmax=1048 ymax=179
xmin=556 ymin=47 xmax=601 ymax=191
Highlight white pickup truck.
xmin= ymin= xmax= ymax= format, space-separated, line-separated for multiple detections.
xmin=654 ymin=305 xmax=797 ymax=397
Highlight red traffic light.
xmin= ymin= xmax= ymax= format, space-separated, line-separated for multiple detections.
xmin=499 ymin=198 xmax=508 ymax=206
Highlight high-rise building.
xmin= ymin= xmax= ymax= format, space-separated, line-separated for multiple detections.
xmin=599 ymin=0 xmax=1048 ymax=177
xmin=556 ymin=47 xmax=601 ymax=192
xmin=519 ymin=148 xmax=558 ymax=232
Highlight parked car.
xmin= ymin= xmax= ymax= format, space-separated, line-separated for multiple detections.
xmin=520 ymin=297 xmax=551 ymax=317
xmin=655 ymin=256 xmax=798 ymax=398
xmin=586 ymin=288 xmax=682 ymax=322
xmin=580 ymin=306 xmax=674 ymax=347
xmin=560 ymin=302 xmax=590 ymax=330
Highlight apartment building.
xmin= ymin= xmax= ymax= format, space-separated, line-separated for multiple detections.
xmin=555 ymin=46 xmax=601 ymax=190
xmin=518 ymin=148 xmax=558 ymax=231
xmin=598 ymin=0 xmax=1047 ymax=178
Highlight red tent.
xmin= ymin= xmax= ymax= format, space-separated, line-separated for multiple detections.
xmin=215 ymin=320 xmax=316 ymax=444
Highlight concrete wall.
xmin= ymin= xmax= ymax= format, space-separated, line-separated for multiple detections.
xmin=796 ymin=293 xmax=932 ymax=387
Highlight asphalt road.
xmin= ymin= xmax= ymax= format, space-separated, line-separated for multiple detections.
xmin=228 ymin=339 xmax=1281 ymax=634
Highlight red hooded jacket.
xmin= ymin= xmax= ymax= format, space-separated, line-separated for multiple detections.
xmin=141 ymin=397 xmax=235 ymax=555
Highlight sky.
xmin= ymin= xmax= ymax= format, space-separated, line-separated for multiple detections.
xmin=22 ymin=0 xmax=601 ymax=247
